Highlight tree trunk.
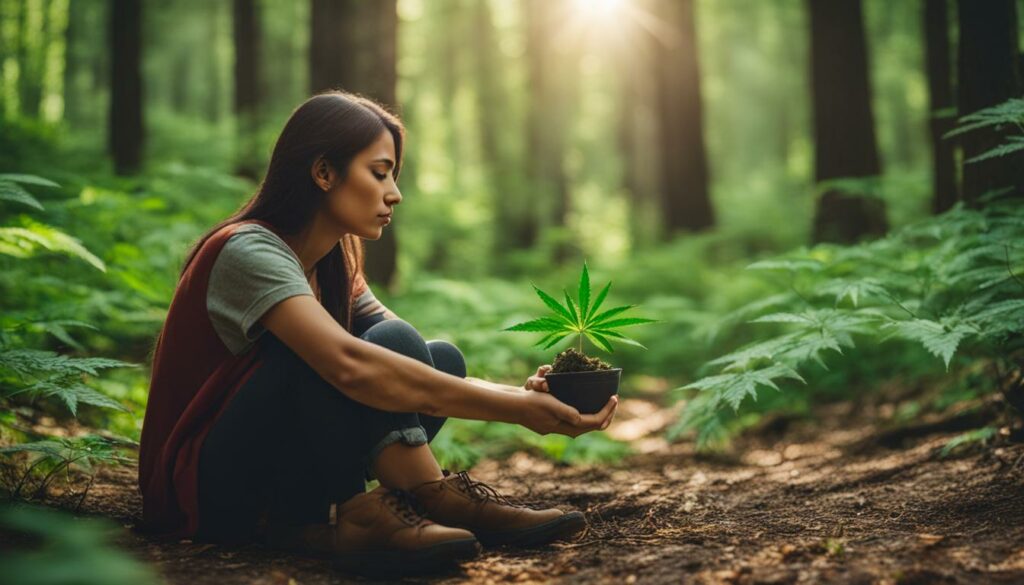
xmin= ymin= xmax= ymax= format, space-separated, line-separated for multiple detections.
xmin=310 ymin=0 xmax=399 ymax=287
xmin=654 ymin=0 xmax=714 ymax=237
xmin=63 ymin=0 xmax=81 ymax=126
xmin=924 ymin=0 xmax=958 ymax=214
xmin=808 ymin=0 xmax=887 ymax=244
xmin=362 ymin=0 xmax=398 ymax=287
xmin=233 ymin=0 xmax=263 ymax=177
xmin=525 ymin=0 xmax=576 ymax=261
xmin=956 ymin=0 xmax=1023 ymax=204
xmin=309 ymin=0 xmax=354 ymax=94
xmin=0 ymin=0 xmax=8 ymax=117
xmin=473 ymin=0 xmax=530 ymax=267
xmin=108 ymin=0 xmax=143 ymax=175
xmin=618 ymin=0 xmax=662 ymax=249
xmin=15 ymin=0 xmax=47 ymax=118
xmin=204 ymin=1 xmax=224 ymax=123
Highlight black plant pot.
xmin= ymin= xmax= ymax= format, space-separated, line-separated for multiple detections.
xmin=544 ymin=368 xmax=621 ymax=415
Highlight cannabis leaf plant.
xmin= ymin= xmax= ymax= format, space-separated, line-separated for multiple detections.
xmin=502 ymin=262 xmax=656 ymax=354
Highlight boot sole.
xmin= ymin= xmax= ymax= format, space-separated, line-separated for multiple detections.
xmin=332 ymin=537 xmax=482 ymax=578
xmin=473 ymin=511 xmax=587 ymax=548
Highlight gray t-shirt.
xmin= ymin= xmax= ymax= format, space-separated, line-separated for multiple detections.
xmin=207 ymin=224 xmax=386 ymax=355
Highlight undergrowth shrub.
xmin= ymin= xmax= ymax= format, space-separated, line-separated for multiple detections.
xmin=671 ymin=99 xmax=1024 ymax=448
xmin=0 ymin=173 xmax=134 ymax=504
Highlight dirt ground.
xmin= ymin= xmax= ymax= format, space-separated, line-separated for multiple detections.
xmin=10 ymin=396 xmax=1024 ymax=585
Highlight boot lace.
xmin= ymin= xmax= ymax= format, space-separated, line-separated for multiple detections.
xmin=452 ymin=471 xmax=520 ymax=507
xmin=382 ymin=489 xmax=429 ymax=526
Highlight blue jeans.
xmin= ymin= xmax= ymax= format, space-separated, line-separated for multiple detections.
xmin=196 ymin=314 xmax=463 ymax=542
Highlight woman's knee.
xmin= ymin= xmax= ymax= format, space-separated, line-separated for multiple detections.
xmin=359 ymin=319 xmax=433 ymax=366
xmin=426 ymin=340 xmax=466 ymax=378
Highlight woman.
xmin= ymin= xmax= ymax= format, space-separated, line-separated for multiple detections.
xmin=138 ymin=92 xmax=617 ymax=577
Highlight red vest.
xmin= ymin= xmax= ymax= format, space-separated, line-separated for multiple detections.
xmin=138 ymin=220 xmax=365 ymax=536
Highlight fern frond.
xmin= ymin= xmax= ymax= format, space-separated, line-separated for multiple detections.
xmin=944 ymin=98 xmax=1024 ymax=138
xmin=12 ymin=380 xmax=129 ymax=415
xmin=0 ymin=222 xmax=106 ymax=271
xmin=747 ymin=258 xmax=824 ymax=273
xmin=0 ymin=349 xmax=132 ymax=378
xmin=817 ymin=278 xmax=892 ymax=307
xmin=882 ymin=318 xmax=979 ymax=370
xmin=685 ymin=363 xmax=805 ymax=411
xmin=0 ymin=180 xmax=45 ymax=211
xmin=965 ymin=136 xmax=1024 ymax=164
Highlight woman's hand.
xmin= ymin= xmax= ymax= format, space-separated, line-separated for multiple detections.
xmin=517 ymin=391 xmax=618 ymax=438
xmin=524 ymin=364 xmax=552 ymax=392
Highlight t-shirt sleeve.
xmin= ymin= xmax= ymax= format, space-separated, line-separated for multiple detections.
xmin=207 ymin=227 xmax=314 ymax=354
xmin=351 ymin=271 xmax=389 ymax=320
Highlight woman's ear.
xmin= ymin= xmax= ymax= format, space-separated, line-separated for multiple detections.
xmin=312 ymin=157 xmax=332 ymax=191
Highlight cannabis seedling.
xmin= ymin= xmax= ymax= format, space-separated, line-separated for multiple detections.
xmin=503 ymin=262 xmax=656 ymax=355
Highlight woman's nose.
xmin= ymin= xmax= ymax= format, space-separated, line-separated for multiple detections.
xmin=386 ymin=187 xmax=402 ymax=206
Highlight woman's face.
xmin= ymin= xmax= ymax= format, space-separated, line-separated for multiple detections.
xmin=316 ymin=130 xmax=401 ymax=240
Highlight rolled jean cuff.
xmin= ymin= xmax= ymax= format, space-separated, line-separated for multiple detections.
xmin=365 ymin=425 xmax=429 ymax=480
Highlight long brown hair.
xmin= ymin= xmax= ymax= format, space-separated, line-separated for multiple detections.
xmin=183 ymin=91 xmax=405 ymax=331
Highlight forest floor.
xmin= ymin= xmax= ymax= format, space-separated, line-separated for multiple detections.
xmin=10 ymin=392 xmax=1024 ymax=585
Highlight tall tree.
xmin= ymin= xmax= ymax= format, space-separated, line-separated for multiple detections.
xmin=309 ymin=0 xmax=399 ymax=287
xmin=654 ymin=0 xmax=714 ymax=237
xmin=807 ymin=0 xmax=887 ymax=243
xmin=204 ymin=1 xmax=225 ymax=123
xmin=63 ymin=0 xmax=82 ymax=126
xmin=617 ymin=0 xmax=662 ymax=248
xmin=109 ymin=0 xmax=143 ymax=175
xmin=956 ymin=0 xmax=1023 ymax=204
xmin=924 ymin=0 xmax=958 ymax=214
xmin=233 ymin=0 xmax=263 ymax=177
xmin=309 ymin=0 xmax=352 ymax=95
xmin=525 ymin=0 xmax=577 ymax=260
xmin=14 ymin=0 xmax=47 ymax=118
xmin=473 ymin=0 xmax=530 ymax=266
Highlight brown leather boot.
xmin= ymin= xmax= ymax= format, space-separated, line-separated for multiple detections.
xmin=411 ymin=470 xmax=586 ymax=547
xmin=268 ymin=488 xmax=481 ymax=577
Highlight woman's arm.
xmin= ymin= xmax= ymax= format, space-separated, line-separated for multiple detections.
xmin=364 ymin=305 xmax=546 ymax=398
xmin=262 ymin=295 xmax=615 ymax=436
xmin=369 ymin=306 xmax=539 ymax=398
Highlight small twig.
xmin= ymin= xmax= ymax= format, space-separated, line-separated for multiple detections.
xmin=882 ymin=290 xmax=917 ymax=319
xmin=788 ymin=279 xmax=813 ymax=308
xmin=13 ymin=457 xmax=50 ymax=498
xmin=33 ymin=455 xmax=85 ymax=500
xmin=74 ymin=473 xmax=96 ymax=512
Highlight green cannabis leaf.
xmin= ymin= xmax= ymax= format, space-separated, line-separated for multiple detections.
xmin=502 ymin=261 xmax=657 ymax=354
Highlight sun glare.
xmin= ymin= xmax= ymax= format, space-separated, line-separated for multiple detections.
xmin=563 ymin=0 xmax=641 ymax=51
xmin=572 ymin=0 xmax=626 ymax=20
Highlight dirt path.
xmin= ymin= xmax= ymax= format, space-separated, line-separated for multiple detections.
xmin=17 ymin=400 xmax=1024 ymax=584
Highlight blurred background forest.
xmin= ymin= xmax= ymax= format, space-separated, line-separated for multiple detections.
xmin=1 ymin=1 xmax=1023 ymax=574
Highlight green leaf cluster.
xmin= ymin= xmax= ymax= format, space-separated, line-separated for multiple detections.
xmin=0 ymin=504 xmax=159 ymax=585
xmin=675 ymin=195 xmax=1024 ymax=448
xmin=944 ymin=97 xmax=1024 ymax=163
xmin=0 ymin=174 xmax=135 ymax=504
xmin=502 ymin=262 xmax=656 ymax=354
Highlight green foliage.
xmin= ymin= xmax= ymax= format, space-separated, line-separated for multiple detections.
xmin=0 ymin=435 xmax=135 ymax=501
xmin=0 ymin=174 xmax=133 ymax=419
xmin=0 ymin=174 xmax=135 ymax=507
xmin=0 ymin=504 xmax=159 ymax=585
xmin=502 ymin=261 xmax=657 ymax=354
xmin=0 ymin=348 xmax=133 ymax=416
xmin=675 ymin=199 xmax=1024 ymax=448
xmin=939 ymin=426 xmax=998 ymax=458
xmin=944 ymin=98 xmax=1024 ymax=139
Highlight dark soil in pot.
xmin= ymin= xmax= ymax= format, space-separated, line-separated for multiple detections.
xmin=546 ymin=348 xmax=620 ymax=414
